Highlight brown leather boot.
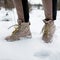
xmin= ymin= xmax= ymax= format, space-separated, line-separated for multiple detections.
xmin=5 ymin=22 xmax=31 ymax=41
xmin=42 ymin=19 xmax=56 ymax=43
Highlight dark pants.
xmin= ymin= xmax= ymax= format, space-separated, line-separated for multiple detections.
xmin=42 ymin=0 xmax=57 ymax=20
xmin=22 ymin=0 xmax=29 ymax=22
xmin=53 ymin=0 xmax=57 ymax=20
xmin=13 ymin=0 xmax=29 ymax=23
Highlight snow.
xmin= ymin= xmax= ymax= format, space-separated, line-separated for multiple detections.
xmin=0 ymin=7 xmax=60 ymax=60
xmin=28 ymin=0 xmax=42 ymax=4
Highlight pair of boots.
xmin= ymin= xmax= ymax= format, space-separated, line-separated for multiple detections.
xmin=5 ymin=19 xmax=55 ymax=43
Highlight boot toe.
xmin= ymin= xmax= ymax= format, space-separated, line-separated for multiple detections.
xmin=5 ymin=36 xmax=20 ymax=41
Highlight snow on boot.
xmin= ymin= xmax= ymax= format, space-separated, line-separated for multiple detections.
xmin=5 ymin=22 xmax=31 ymax=41
xmin=42 ymin=19 xmax=56 ymax=43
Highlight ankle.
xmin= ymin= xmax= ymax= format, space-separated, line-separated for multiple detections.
xmin=43 ymin=19 xmax=54 ymax=24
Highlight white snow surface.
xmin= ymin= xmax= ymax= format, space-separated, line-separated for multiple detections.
xmin=0 ymin=8 xmax=60 ymax=60
xmin=28 ymin=0 xmax=42 ymax=4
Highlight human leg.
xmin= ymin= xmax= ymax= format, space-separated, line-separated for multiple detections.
xmin=5 ymin=0 xmax=31 ymax=41
xmin=42 ymin=0 xmax=57 ymax=43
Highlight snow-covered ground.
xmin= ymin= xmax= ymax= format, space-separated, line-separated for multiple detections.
xmin=0 ymin=7 xmax=60 ymax=60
